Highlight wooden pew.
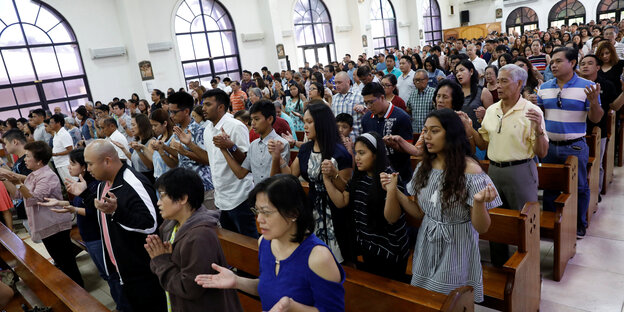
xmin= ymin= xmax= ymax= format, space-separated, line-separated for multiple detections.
xmin=0 ymin=223 xmax=109 ymax=312
xmin=413 ymin=132 xmax=420 ymax=142
xmin=480 ymin=203 xmax=541 ymax=312
xmin=216 ymin=228 xmax=475 ymax=312
xmin=586 ymin=127 xmax=600 ymax=225
xmin=602 ymin=110 xmax=616 ymax=195
xmin=480 ymin=156 xmax=578 ymax=282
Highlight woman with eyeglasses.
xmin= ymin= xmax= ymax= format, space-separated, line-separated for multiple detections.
xmin=269 ymin=102 xmax=353 ymax=264
xmin=196 ymin=174 xmax=345 ymax=311
xmin=307 ymin=81 xmax=328 ymax=106
xmin=381 ymin=74 xmax=407 ymax=111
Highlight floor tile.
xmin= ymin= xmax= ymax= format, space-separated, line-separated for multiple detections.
xmin=541 ymin=264 xmax=624 ymax=312
xmin=540 ymin=299 xmax=591 ymax=312
xmin=586 ymin=212 xmax=624 ymax=241
xmin=568 ymin=236 xmax=624 ymax=275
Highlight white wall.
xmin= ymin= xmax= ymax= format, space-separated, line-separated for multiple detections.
xmin=40 ymin=0 xmax=608 ymax=104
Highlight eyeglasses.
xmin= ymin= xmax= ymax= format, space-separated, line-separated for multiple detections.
xmin=250 ymin=207 xmax=277 ymax=217
xmin=364 ymin=96 xmax=380 ymax=107
xmin=169 ymin=109 xmax=182 ymax=115
xmin=556 ymin=90 xmax=562 ymax=108
xmin=497 ymin=115 xmax=503 ymax=133
xmin=382 ymin=84 xmax=393 ymax=88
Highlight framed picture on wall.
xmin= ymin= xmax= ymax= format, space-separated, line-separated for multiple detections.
xmin=496 ymin=8 xmax=502 ymax=19
xmin=139 ymin=60 xmax=154 ymax=81
xmin=276 ymin=44 xmax=286 ymax=59
xmin=362 ymin=35 xmax=368 ymax=47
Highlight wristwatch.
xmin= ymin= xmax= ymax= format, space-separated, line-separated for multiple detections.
xmin=228 ymin=144 xmax=238 ymax=153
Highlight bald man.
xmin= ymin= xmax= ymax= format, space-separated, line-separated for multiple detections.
xmin=68 ymin=140 xmax=166 ymax=311
xmin=332 ymin=71 xmax=365 ymax=136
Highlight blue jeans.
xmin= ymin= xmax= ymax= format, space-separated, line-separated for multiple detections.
xmin=219 ymin=200 xmax=259 ymax=239
xmin=542 ymin=139 xmax=590 ymax=230
xmin=84 ymin=240 xmax=130 ymax=312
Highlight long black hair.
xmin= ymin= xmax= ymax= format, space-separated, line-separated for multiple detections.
xmin=412 ymin=109 xmax=472 ymax=214
xmin=352 ymin=132 xmax=391 ymax=230
xmin=456 ymin=59 xmax=480 ymax=104
xmin=305 ymin=102 xmax=340 ymax=160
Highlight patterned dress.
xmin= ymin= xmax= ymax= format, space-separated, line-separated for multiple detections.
xmin=410 ymin=165 xmax=502 ymax=302
xmin=285 ymin=97 xmax=304 ymax=132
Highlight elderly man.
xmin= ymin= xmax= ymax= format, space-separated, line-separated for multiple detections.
xmin=603 ymin=26 xmax=624 ymax=59
xmin=69 ymin=140 xmax=166 ymax=311
xmin=537 ymin=47 xmax=603 ymax=238
xmin=332 ymin=71 xmax=365 ymax=136
xmin=467 ymin=44 xmax=488 ymax=78
xmin=468 ymin=64 xmax=549 ymax=266
xmin=406 ymin=69 xmax=435 ymax=132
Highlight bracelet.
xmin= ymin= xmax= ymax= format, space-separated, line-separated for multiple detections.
xmin=536 ymin=131 xmax=545 ymax=137
xmin=467 ymin=136 xmax=474 ymax=140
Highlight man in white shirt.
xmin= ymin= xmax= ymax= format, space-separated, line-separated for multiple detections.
xmin=177 ymin=89 xmax=258 ymax=238
xmin=98 ymin=117 xmax=130 ymax=164
xmin=604 ymin=26 xmax=624 ymax=60
xmin=111 ymin=102 xmax=132 ymax=139
xmin=48 ymin=114 xmax=74 ymax=182
xmin=467 ymin=44 xmax=488 ymax=78
xmin=396 ymin=55 xmax=416 ymax=100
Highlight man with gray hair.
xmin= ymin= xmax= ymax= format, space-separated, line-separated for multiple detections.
xmin=406 ymin=69 xmax=435 ymax=131
xmin=603 ymin=25 xmax=624 ymax=59
xmin=466 ymin=64 xmax=549 ymax=266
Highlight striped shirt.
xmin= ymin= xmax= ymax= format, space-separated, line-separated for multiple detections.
xmin=537 ymin=73 xmax=599 ymax=141
xmin=409 ymin=164 xmax=502 ymax=303
xmin=528 ymin=54 xmax=548 ymax=73
xmin=615 ymin=42 xmax=624 ymax=60
xmin=332 ymin=91 xmax=364 ymax=136
xmin=406 ymin=86 xmax=435 ymax=131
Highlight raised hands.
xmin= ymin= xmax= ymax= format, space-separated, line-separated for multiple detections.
xmin=173 ymin=126 xmax=192 ymax=145
xmin=195 ymin=263 xmax=237 ymax=289
xmin=474 ymin=106 xmax=486 ymax=120
xmin=267 ymin=139 xmax=284 ymax=160
xmin=281 ymin=131 xmax=295 ymax=146
xmin=525 ymin=108 xmax=543 ymax=133
xmin=144 ymin=234 xmax=172 ymax=259
xmin=379 ymin=172 xmax=398 ymax=191
xmin=213 ymin=128 xmax=234 ymax=150
xmin=584 ymin=83 xmax=601 ymax=104
xmin=474 ymin=183 xmax=498 ymax=204
xmin=95 ymin=191 xmax=117 ymax=214
xmin=38 ymin=197 xmax=69 ymax=207
xmin=64 ymin=174 xmax=87 ymax=196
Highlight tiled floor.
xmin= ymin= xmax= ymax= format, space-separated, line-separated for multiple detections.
xmin=14 ymin=167 xmax=624 ymax=311
xmin=477 ymin=167 xmax=624 ymax=312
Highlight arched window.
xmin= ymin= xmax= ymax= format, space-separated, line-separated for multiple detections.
xmin=506 ymin=7 xmax=539 ymax=35
xmin=422 ymin=0 xmax=442 ymax=46
xmin=0 ymin=0 xmax=90 ymax=118
xmin=293 ymin=0 xmax=335 ymax=67
xmin=174 ymin=0 xmax=241 ymax=88
xmin=370 ymin=0 xmax=397 ymax=55
xmin=597 ymin=0 xmax=624 ymax=21
xmin=549 ymin=0 xmax=586 ymax=28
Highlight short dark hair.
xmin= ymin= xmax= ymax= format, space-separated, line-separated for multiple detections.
xmin=552 ymin=47 xmax=579 ymax=69
xmin=248 ymin=174 xmax=314 ymax=243
xmin=50 ymin=114 xmax=65 ymax=126
xmin=96 ymin=105 xmax=109 ymax=113
xmin=430 ymin=45 xmax=441 ymax=53
xmin=203 ymin=88 xmax=231 ymax=111
xmin=112 ymin=102 xmax=126 ymax=110
xmin=356 ymin=65 xmax=372 ymax=78
xmin=31 ymin=108 xmax=46 ymax=118
xmin=155 ymin=167 xmax=205 ymax=211
xmin=324 ymin=64 xmax=335 ymax=73
xmin=101 ymin=117 xmax=117 ymax=128
xmin=153 ymin=89 xmax=165 ymax=100
xmin=233 ymin=110 xmax=250 ymax=125
xmin=434 ymin=79 xmax=465 ymax=111
xmin=401 ymin=55 xmax=413 ymax=65
xmin=261 ymin=66 xmax=268 ymax=71
xmin=24 ymin=141 xmax=52 ymax=164
xmin=495 ymin=44 xmax=509 ymax=53
xmin=3 ymin=129 xmax=26 ymax=144
xmin=167 ymin=91 xmax=194 ymax=113
xmin=249 ymin=99 xmax=277 ymax=125
xmin=76 ymin=106 xmax=88 ymax=118
xmin=243 ymin=70 xmax=252 ymax=75
xmin=361 ymin=82 xmax=385 ymax=97
xmin=582 ymin=54 xmax=603 ymax=66
xmin=335 ymin=113 xmax=353 ymax=127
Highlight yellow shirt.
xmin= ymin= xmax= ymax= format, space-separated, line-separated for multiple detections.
xmin=478 ymin=98 xmax=548 ymax=162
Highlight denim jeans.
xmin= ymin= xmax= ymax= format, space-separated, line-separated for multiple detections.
xmin=84 ymin=240 xmax=130 ymax=312
xmin=219 ymin=200 xmax=259 ymax=239
xmin=542 ymin=139 xmax=590 ymax=230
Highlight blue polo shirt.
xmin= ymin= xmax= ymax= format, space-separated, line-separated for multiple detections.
xmin=536 ymin=73 xmax=599 ymax=141
xmin=383 ymin=67 xmax=402 ymax=79
xmin=361 ymin=103 xmax=413 ymax=182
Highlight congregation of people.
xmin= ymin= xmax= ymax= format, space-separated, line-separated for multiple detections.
xmin=0 ymin=15 xmax=623 ymax=312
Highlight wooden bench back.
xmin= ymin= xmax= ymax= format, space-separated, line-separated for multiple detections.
xmin=0 ymin=223 xmax=109 ymax=312
xmin=586 ymin=126 xmax=600 ymax=159
xmin=480 ymin=203 xmax=540 ymax=253
xmin=216 ymin=228 xmax=475 ymax=312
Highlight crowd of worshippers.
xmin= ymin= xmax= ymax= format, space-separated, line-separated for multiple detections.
xmin=0 ymin=16 xmax=622 ymax=311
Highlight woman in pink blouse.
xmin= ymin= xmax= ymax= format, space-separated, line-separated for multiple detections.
xmin=2 ymin=141 xmax=84 ymax=286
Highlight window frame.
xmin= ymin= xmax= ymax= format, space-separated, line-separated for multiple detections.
xmin=370 ymin=0 xmax=398 ymax=55
xmin=422 ymin=0 xmax=442 ymax=47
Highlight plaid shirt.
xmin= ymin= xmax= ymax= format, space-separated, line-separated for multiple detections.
xmin=332 ymin=91 xmax=364 ymax=136
xmin=406 ymin=86 xmax=435 ymax=131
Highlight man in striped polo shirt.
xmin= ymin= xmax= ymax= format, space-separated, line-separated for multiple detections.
xmin=537 ymin=47 xmax=604 ymax=238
